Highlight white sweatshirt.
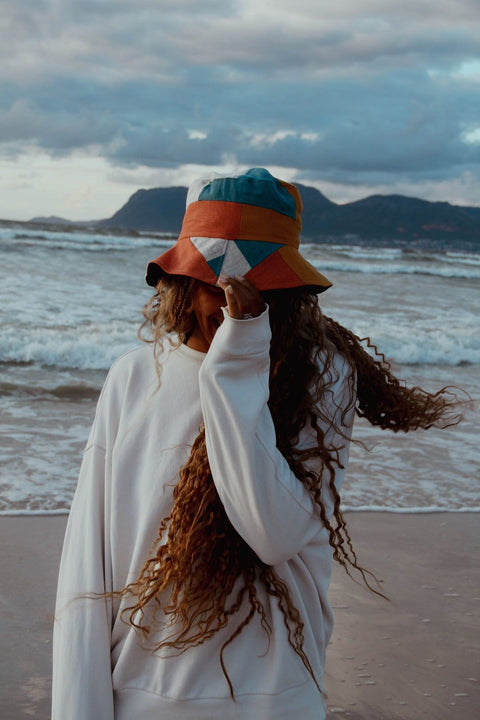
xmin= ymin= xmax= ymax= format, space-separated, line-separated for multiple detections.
xmin=52 ymin=308 xmax=355 ymax=720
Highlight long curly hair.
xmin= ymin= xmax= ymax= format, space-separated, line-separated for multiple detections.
xmin=118 ymin=273 xmax=459 ymax=697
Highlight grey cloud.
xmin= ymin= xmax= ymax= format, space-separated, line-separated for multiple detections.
xmin=102 ymin=116 xmax=479 ymax=186
xmin=106 ymin=125 xmax=242 ymax=168
xmin=3 ymin=0 xmax=480 ymax=85
xmin=0 ymin=97 xmax=119 ymax=152
xmin=1 ymin=0 xmax=479 ymax=197
xmin=1 ymin=61 xmax=478 ymax=187
xmin=288 ymin=0 xmax=480 ymax=23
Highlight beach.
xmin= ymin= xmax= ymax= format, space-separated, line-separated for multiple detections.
xmin=1 ymin=512 xmax=478 ymax=719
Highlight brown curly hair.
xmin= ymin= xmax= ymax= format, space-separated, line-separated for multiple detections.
xmin=117 ymin=274 xmax=459 ymax=698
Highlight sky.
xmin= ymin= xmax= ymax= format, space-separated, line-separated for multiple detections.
xmin=1 ymin=0 xmax=480 ymax=221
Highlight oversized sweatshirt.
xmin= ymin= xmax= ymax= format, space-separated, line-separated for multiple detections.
xmin=52 ymin=308 xmax=355 ymax=720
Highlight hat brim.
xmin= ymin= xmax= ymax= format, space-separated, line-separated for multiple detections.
xmin=145 ymin=237 xmax=331 ymax=293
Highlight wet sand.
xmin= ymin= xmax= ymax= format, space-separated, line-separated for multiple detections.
xmin=0 ymin=512 xmax=478 ymax=719
xmin=324 ymin=512 xmax=479 ymax=718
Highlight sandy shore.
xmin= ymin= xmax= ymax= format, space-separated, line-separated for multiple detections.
xmin=0 ymin=512 xmax=478 ymax=719
xmin=324 ymin=513 xmax=479 ymax=719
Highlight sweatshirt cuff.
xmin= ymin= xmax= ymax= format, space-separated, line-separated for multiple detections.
xmin=212 ymin=305 xmax=271 ymax=356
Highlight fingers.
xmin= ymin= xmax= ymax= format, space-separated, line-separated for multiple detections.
xmin=217 ymin=277 xmax=241 ymax=318
xmin=217 ymin=275 xmax=266 ymax=319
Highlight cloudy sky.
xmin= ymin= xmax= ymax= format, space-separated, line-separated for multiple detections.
xmin=2 ymin=0 xmax=480 ymax=220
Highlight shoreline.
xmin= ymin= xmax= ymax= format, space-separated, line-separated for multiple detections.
xmin=1 ymin=512 xmax=478 ymax=719
xmin=2 ymin=506 xmax=480 ymax=517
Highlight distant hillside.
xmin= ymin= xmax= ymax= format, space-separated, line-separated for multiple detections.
xmin=101 ymin=187 xmax=187 ymax=233
xmin=30 ymin=215 xmax=77 ymax=226
xmin=314 ymin=195 xmax=480 ymax=244
xmin=97 ymin=184 xmax=480 ymax=248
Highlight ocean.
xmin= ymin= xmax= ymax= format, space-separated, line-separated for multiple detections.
xmin=1 ymin=222 xmax=479 ymax=515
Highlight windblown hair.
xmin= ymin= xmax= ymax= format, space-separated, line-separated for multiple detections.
xmin=119 ymin=274 xmax=459 ymax=697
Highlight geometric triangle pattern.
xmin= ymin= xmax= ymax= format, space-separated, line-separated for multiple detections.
xmin=217 ymin=242 xmax=252 ymax=278
xmin=191 ymin=236 xmax=283 ymax=281
xmin=206 ymin=254 xmax=225 ymax=278
xmin=190 ymin=236 xmax=227 ymax=262
xmin=235 ymin=239 xmax=283 ymax=267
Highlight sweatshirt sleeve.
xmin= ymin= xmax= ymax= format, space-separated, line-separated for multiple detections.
xmin=52 ymin=429 xmax=115 ymax=717
xmin=198 ymin=308 xmax=355 ymax=566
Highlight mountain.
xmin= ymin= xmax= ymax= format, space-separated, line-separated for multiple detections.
xmin=312 ymin=195 xmax=480 ymax=244
xmin=101 ymin=187 xmax=187 ymax=233
xmin=29 ymin=215 xmax=77 ymax=226
xmin=97 ymin=184 xmax=480 ymax=248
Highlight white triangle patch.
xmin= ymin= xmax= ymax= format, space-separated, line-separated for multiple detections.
xmin=191 ymin=236 xmax=227 ymax=262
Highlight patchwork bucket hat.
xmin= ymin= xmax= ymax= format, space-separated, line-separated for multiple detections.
xmin=145 ymin=168 xmax=332 ymax=293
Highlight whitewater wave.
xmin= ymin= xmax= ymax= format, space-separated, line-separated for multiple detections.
xmin=0 ymin=227 xmax=176 ymax=252
xmin=1 ymin=321 xmax=478 ymax=369
xmin=306 ymin=247 xmax=480 ymax=280
xmin=0 ymin=322 xmax=141 ymax=370
xmin=2 ymin=227 xmax=479 ymax=278
xmin=317 ymin=260 xmax=480 ymax=280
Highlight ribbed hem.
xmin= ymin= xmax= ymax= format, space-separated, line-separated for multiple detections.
xmin=114 ymin=680 xmax=326 ymax=720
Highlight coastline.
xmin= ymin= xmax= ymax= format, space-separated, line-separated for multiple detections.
xmin=0 ymin=512 xmax=478 ymax=719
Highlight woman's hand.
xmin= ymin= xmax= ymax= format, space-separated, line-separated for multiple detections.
xmin=217 ymin=275 xmax=266 ymax=320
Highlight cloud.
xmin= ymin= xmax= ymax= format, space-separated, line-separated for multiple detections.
xmin=0 ymin=0 xmax=479 ymax=216
xmin=3 ymin=0 xmax=479 ymax=82
xmin=0 ymin=97 xmax=119 ymax=155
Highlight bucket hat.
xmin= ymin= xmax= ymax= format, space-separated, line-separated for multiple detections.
xmin=145 ymin=168 xmax=331 ymax=293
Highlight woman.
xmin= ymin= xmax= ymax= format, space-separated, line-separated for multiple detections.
xmin=52 ymin=168 xmax=456 ymax=720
